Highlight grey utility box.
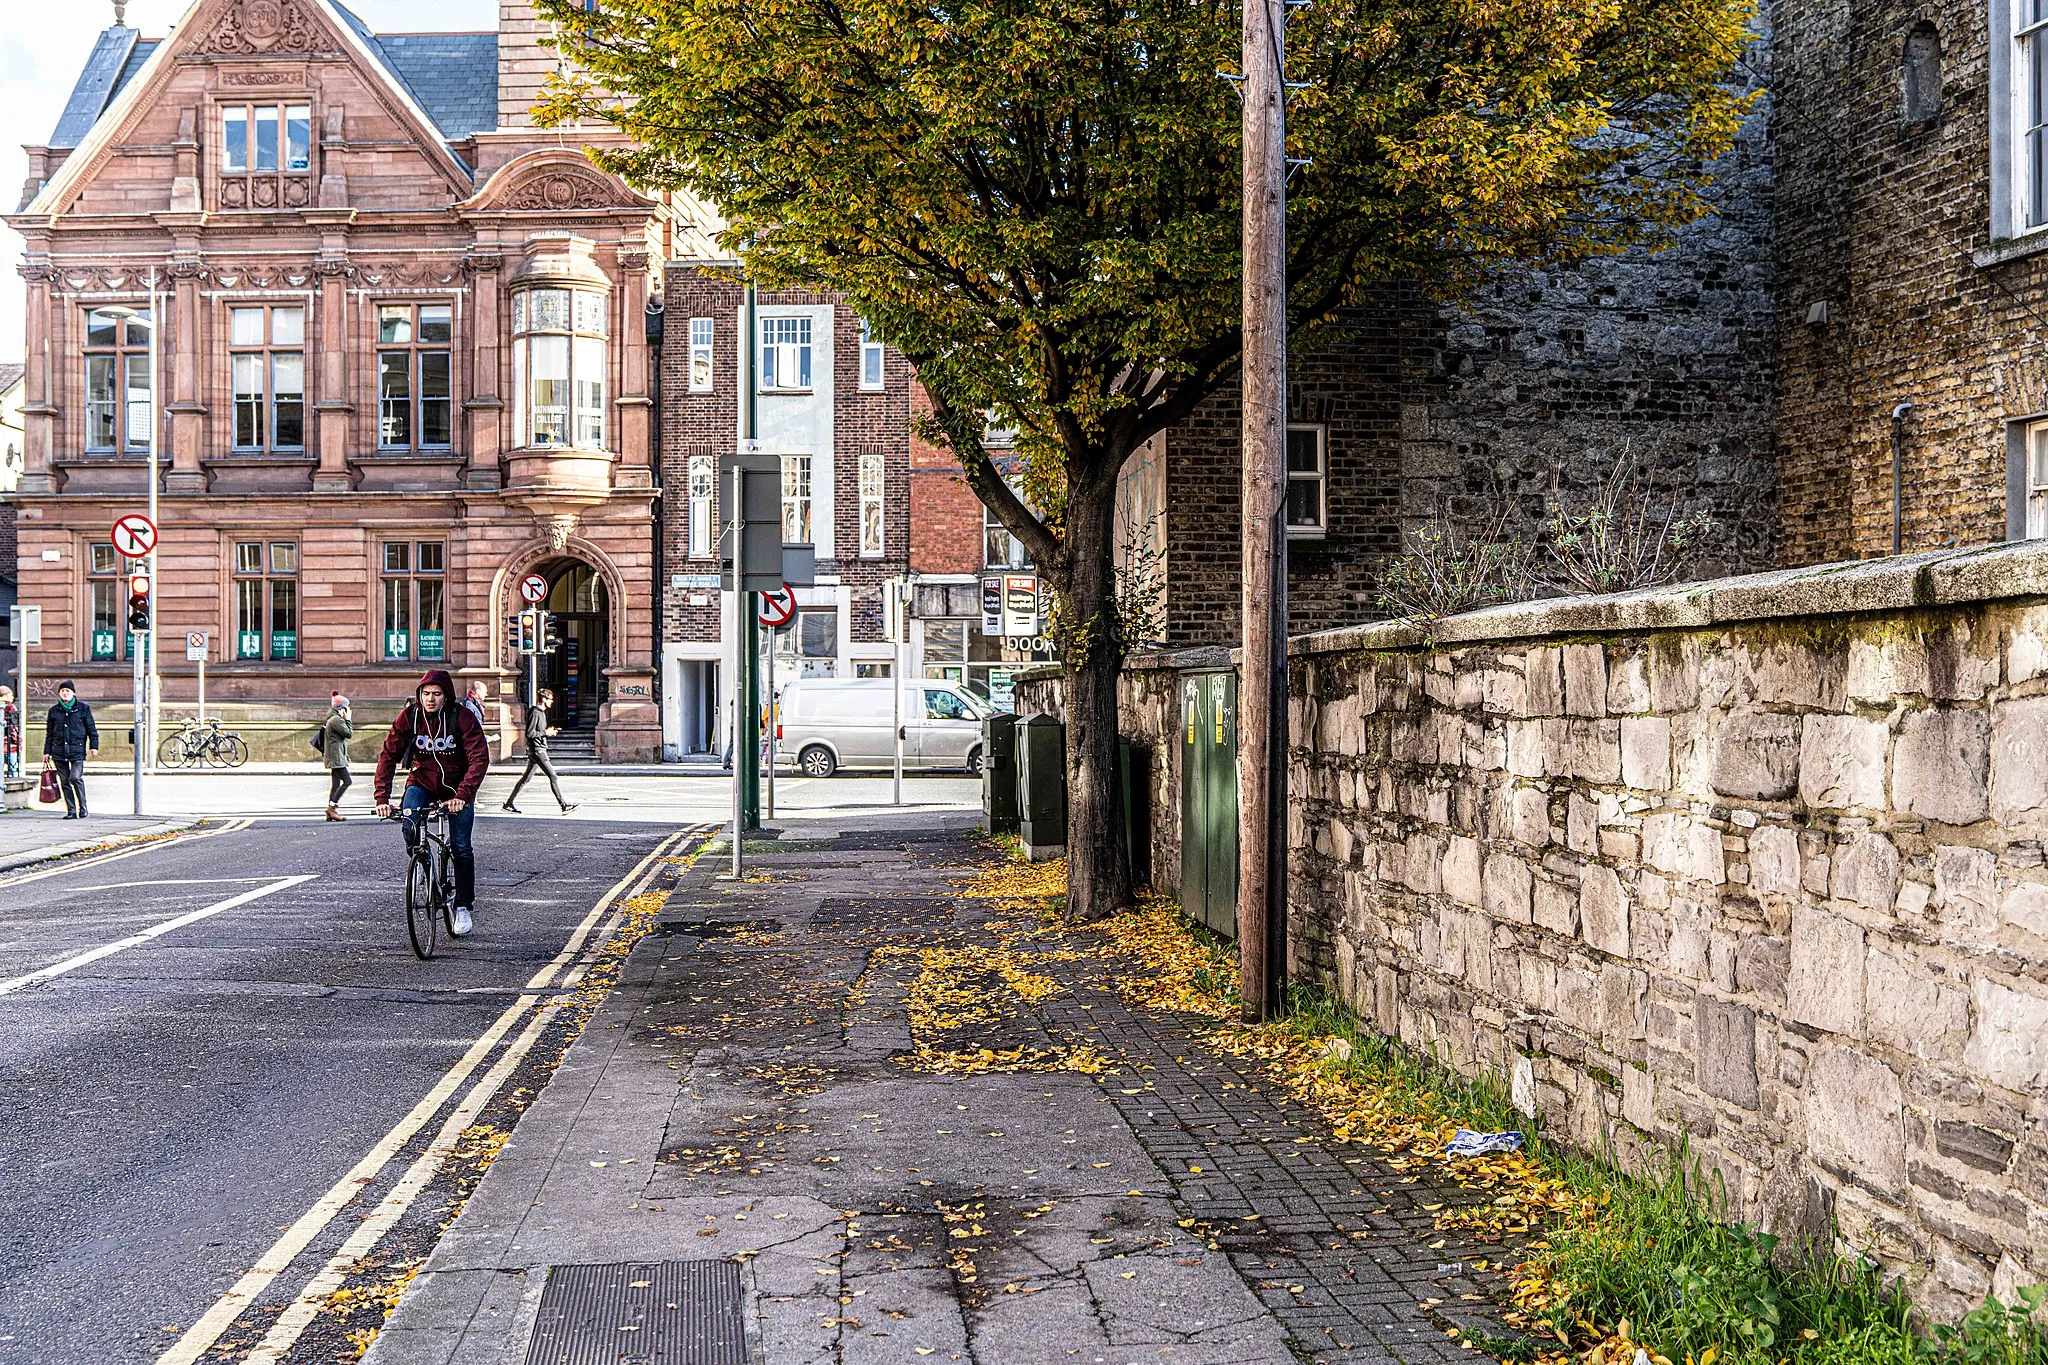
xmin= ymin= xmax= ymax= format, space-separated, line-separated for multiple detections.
xmin=1015 ymin=713 xmax=1067 ymax=861
xmin=982 ymin=712 xmax=1019 ymax=835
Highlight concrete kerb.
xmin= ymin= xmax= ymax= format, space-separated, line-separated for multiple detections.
xmin=0 ymin=818 xmax=199 ymax=873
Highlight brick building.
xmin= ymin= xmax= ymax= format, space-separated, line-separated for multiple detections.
xmin=656 ymin=270 xmax=914 ymax=756
xmin=1771 ymin=0 xmax=2048 ymax=562
xmin=7 ymin=0 xmax=720 ymax=760
xmin=1136 ymin=67 xmax=1781 ymax=647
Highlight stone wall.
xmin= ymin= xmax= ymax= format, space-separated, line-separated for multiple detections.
xmin=1097 ymin=545 xmax=2048 ymax=1317
xmin=1291 ymin=546 xmax=2048 ymax=1317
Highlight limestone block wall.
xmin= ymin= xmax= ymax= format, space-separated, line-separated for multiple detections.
xmin=1287 ymin=544 xmax=2048 ymax=1317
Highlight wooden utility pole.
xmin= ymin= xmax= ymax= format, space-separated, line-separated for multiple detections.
xmin=1239 ymin=0 xmax=1288 ymax=1022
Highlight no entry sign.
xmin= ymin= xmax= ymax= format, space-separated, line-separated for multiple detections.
xmin=519 ymin=573 xmax=549 ymax=604
xmin=111 ymin=513 xmax=158 ymax=558
xmin=757 ymin=586 xmax=797 ymax=628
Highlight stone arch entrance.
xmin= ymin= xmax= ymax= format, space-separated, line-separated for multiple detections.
xmin=523 ymin=558 xmax=609 ymax=733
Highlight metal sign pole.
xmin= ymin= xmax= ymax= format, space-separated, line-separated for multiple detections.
xmin=764 ymin=611 xmax=775 ymax=818
xmin=146 ymin=270 xmax=161 ymax=775
xmin=131 ymin=637 xmax=144 ymax=816
xmin=893 ymin=633 xmax=904 ymax=806
xmin=730 ymin=462 xmax=744 ymax=878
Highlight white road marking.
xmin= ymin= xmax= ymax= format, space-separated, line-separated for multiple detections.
xmin=0 ymin=873 xmax=317 ymax=998
xmin=0 ymin=818 xmax=253 ymax=890
xmin=156 ymin=827 xmax=696 ymax=1365
xmin=243 ymin=998 xmax=561 ymax=1363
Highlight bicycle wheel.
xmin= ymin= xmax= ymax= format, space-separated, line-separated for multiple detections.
xmin=221 ymin=734 xmax=250 ymax=768
xmin=438 ymin=846 xmax=459 ymax=933
xmin=406 ymin=852 xmax=439 ymax=959
xmin=159 ymin=735 xmax=191 ymax=767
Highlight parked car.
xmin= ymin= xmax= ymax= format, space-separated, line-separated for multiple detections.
xmin=774 ymin=678 xmax=991 ymax=777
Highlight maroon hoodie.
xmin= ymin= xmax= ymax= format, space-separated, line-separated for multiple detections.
xmin=374 ymin=668 xmax=491 ymax=804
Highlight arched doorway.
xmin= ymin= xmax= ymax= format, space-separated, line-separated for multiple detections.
xmin=533 ymin=559 xmax=609 ymax=731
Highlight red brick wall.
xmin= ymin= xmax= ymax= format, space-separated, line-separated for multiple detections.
xmin=908 ymin=382 xmax=989 ymax=577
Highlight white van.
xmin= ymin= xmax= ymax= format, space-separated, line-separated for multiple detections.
xmin=775 ymin=678 xmax=990 ymax=777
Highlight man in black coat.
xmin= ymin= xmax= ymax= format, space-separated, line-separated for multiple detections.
xmin=43 ymin=680 xmax=100 ymax=819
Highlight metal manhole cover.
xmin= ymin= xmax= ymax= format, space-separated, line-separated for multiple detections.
xmin=525 ymin=1259 xmax=747 ymax=1365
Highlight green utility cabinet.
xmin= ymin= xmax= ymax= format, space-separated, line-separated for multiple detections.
xmin=1016 ymin=713 xmax=1067 ymax=860
xmin=982 ymin=713 xmax=1019 ymax=834
xmin=1179 ymin=671 xmax=1239 ymax=937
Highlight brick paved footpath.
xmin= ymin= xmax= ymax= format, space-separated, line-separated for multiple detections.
xmin=366 ymin=810 xmax=1530 ymax=1365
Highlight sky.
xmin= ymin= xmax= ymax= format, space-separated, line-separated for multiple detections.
xmin=0 ymin=0 xmax=498 ymax=364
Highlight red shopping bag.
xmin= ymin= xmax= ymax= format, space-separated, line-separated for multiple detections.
xmin=39 ymin=765 xmax=60 ymax=805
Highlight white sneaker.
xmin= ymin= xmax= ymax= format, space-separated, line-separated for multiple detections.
xmin=450 ymin=906 xmax=474 ymax=937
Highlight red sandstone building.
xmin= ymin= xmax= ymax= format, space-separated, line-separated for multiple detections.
xmin=8 ymin=0 xmax=720 ymax=759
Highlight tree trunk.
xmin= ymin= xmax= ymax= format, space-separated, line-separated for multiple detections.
xmin=1059 ymin=467 xmax=1135 ymax=923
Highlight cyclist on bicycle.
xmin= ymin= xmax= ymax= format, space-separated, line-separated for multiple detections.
xmin=373 ymin=669 xmax=491 ymax=936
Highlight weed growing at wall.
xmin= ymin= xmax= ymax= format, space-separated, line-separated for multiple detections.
xmin=1046 ymin=853 xmax=2048 ymax=1365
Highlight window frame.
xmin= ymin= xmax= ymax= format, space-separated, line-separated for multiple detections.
xmin=688 ymin=317 xmax=715 ymax=393
xmin=858 ymin=447 xmax=886 ymax=558
xmin=82 ymin=308 xmax=152 ymax=453
xmin=859 ymin=319 xmax=885 ymax=392
xmin=688 ymin=453 xmax=715 ymax=558
xmin=233 ymin=539 xmax=301 ymax=662
xmin=375 ymin=302 xmax=455 ymax=452
xmin=1994 ymin=0 xmax=2048 ymax=239
xmin=227 ymin=303 xmax=307 ymax=453
xmin=85 ymin=540 xmax=144 ymax=661
xmin=760 ymin=315 xmax=814 ymax=392
xmin=217 ymin=100 xmax=313 ymax=210
xmin=511 ymin=286 xmax=609 ymax=450
xmin=379 ymin=539 xmax=448 ymax=662
xmin=1284 ymin=422 xmax=1329 ymax=539
xmin=781 ymin=453 xmax=814 ymax=546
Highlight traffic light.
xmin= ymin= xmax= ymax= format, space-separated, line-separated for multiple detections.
xmin=127 ymin=573 xmax=151 ymax=631
xmin=516 ymin=609 xmax=540 ymax=655
xmin=540 ymin=611 xmax=561 ymax=653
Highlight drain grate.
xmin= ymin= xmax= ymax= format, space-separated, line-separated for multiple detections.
xmin=525 ymin=1259 xmax=747 ymax=1365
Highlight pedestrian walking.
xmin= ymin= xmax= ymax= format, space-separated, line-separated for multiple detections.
xmin=321 ymin=695 xmax=354 ymax=821
xmin=42 ymin=681 xmax=99 ymax=819
xmin=503 ymin=688 xmax=577 ymax=814
xmin=0 ymin=685 xmax=21 ymax=780
xmin=461 ymin=681 xmax=489 ymax=729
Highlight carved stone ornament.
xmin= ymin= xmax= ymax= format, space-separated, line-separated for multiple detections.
xmin=461 ymin=252 xmax=505 ymax=277
xmin=223 ymin=69 xmax=298 ymax=86
xmin=616 ymin=247 xmax=651 ymax=273
xmin=500 ymin=172 xmax=626 ymax=213
xmin=199 ymin=0 xmax=320 ymax=55
xmin=356 ymin=260 xmax=462 ymax=288
xmin=543 ymin=515 xmax=578 ymax=552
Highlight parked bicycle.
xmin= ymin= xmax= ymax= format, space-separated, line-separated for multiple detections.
xmin=384 ymin=802 xmax=459 ymax=959
xmin=159 ymin=716 xmax=250 ymax=769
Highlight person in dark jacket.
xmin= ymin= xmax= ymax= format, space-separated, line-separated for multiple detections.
xmin=42 ymin=680 xmax=99 ymax=819
xmin=321 ymin=696 xmax=354 ymax=822
xmin=373 ymin=669 xmax=491 ymax=935
xmin=503 ymin=688 xmax=577 ymax=814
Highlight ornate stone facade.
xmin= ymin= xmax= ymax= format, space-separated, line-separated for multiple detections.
xmin=8 ymin=0 xmax=721 ymax=759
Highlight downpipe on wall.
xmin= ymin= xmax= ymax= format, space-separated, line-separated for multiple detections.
xmin=1892 ymin=401 xmax=1916 ymax=557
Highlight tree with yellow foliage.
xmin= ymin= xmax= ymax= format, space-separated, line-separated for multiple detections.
xmin=536 ymin=0 xmax=1753 ymax=922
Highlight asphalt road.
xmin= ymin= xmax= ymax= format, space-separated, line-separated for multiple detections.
xmin=0 ymin=815 xmax=690 ymax=1364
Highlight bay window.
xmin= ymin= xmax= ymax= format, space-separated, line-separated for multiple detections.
xmin=511 ymin=287 xmax=607 ymax=449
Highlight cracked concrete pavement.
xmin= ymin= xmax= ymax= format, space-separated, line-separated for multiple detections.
xmin=364 ymin=813 xmax=1511 ymax=1364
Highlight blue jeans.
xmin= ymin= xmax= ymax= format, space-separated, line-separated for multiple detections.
xmin=401 ymin=786 xmax=475 ymax=910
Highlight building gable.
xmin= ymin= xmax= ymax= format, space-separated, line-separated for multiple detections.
xmin=27 ymin=0 xmax=477 ymax=218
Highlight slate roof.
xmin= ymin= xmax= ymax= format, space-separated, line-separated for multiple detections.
xmin=0 ymin=363 xmax=23 ymax=394
xmin=47 ymin=7 xmax=496 ymax=153
xmin=49 ymin=28 xmax=157 ymax=148
xmin=364 ymin=33 xmax=500 ymax=141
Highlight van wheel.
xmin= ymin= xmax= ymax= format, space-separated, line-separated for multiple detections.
xmin=798 ymin=745 xmax=837 ymax=778
xmin=965 ymin=746 xmax=985 ymax=776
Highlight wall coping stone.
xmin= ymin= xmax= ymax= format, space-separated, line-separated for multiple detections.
xmin=1291 ymin=541 xmax=2048 ymax=657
